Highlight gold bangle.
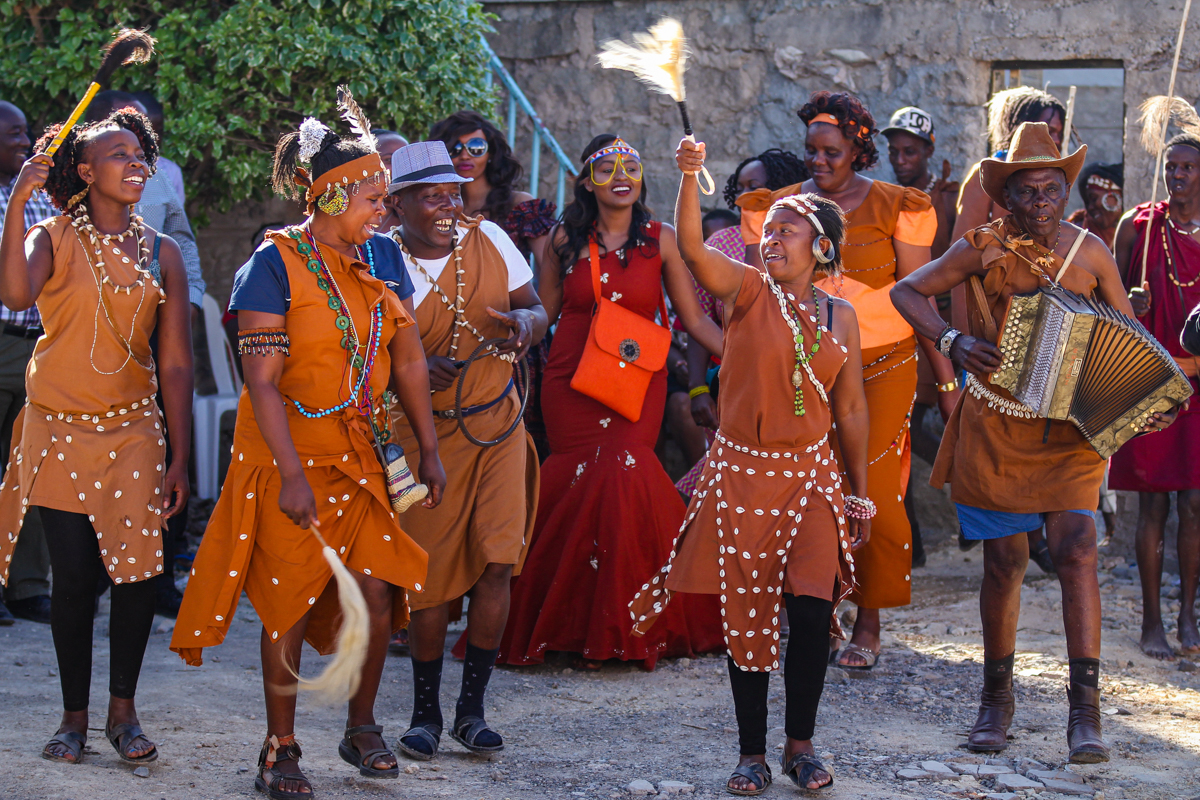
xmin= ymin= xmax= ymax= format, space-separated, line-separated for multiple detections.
xmin=688 ymin=385 xmax=711 ymax=399
xmin=937 ymin=380 xmax=959 ymax=393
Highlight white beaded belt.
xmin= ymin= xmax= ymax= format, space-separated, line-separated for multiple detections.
xmin=965 ymin=373 xmax=1038 ymax=419
xmin=713 ymin=430 xmax=830 ymax=461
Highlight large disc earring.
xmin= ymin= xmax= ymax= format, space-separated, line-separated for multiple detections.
xmin=812 ymin=235 xmax=835 ymax=265
xmin=316 ymin=183 xmax=349 ymax=216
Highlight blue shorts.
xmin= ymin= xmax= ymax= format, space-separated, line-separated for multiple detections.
xmin=955 ymin=504 xmax=1094 ymax=541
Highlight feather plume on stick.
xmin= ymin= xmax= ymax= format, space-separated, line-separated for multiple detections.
xmin=597 ymin=18 xmax=716 ymax=195
xmin=336 ymin=85 xmax=378 ymax=153
xmin=1138 ymin=95 xmax=1200 ymax=155
xmin=287 ymin=522 xmax=369 ymax=703
xmin=44 ymin=28 xmax=156 ymax=157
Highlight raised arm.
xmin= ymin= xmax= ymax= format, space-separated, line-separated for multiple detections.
xmin=660 ymin=223 xmax=724 ymax=356
xmin=674 ymin=139 xmax=745 ymax=305
xmin=0 ymin=154 xmax=54 ymax=310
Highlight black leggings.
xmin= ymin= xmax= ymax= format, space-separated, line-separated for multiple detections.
xmin=727 ymin=593 xmax=833 ymax=755
xmin=40 ymin=507 xmax=156 ymax=712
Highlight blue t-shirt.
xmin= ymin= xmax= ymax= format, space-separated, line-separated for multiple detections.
xmin=229 ymin=232 xmax=414 ymax=315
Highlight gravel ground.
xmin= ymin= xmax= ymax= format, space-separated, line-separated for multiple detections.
xmin=1 ymin=467 xmax=1198 ymax=800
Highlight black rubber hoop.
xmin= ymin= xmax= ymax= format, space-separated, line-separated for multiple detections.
xmin=454 ymin=337 xmax=530 ymax=448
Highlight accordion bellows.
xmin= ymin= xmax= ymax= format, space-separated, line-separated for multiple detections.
xmin=991 ymin=286 xmax=1193 ymax=459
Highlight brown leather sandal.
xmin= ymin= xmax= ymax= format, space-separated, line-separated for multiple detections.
xmin=255 ymin=734 xmax=311 ymax=799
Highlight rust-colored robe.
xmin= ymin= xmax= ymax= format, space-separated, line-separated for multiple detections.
xmin=0 ymin=216 xmax=166 ymax=586
xmin=931 ymin=218 xmax=1106 ymax=510
xmin=389 ymin=218 xmax=538 ymax=612
xmin=631 ymin=268 xmax=854 ymax=672
xmin=172 ymin=230 xmax=427 ymax=664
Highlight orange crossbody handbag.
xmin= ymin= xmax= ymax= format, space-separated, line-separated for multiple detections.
xmin=570 ymin=239 xmax=672 ymax=422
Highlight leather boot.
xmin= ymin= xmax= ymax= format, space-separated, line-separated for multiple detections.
xmin=967 ymin=662 xmax=1014 ymax=752
xmin=1066 ymin=682 xmax=1110 ymax=763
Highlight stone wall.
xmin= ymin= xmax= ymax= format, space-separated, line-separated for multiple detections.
xmin=483 ymin=0 xmax=1200 ymax=221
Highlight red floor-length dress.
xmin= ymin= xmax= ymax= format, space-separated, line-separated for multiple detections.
xmin=497 ymin=223 xmax=723 ymax=668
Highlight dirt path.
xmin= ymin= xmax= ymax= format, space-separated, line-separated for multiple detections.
xmin=2 ymin=473 xmax=1198 ymax=800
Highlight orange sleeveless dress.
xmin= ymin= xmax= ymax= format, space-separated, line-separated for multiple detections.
xmin=172 ymin=230 xmax=427 ymax=665
xmin=630 ymin=268 xmax=855 ymax=672
xmin=0 ymin=215 xmax=166 ymax=587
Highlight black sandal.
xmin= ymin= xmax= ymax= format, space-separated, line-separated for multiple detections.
xmin=41 ymin=730 xmax=86 ymax=764
xmin=727 ymin=761 xmax=771 ymax=796
xmin=396 ymin=723 xmax=441 ymax=761
xmin=780 ymin=752 xmax=833 ymax=792
xmin=450 ymin=715 xmax=504 ymax=753
xmin=338 ymin=724 xmax=399 ymax=778
xmin=105 ymin=722 xmax=158 ymax=764
xmin=255 ymin=735 xmax=310 ymax=800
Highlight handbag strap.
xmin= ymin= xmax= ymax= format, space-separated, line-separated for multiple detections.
xmin=588 ymin=238 xmax=670 ymax=331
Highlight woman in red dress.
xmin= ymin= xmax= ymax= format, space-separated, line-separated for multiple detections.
xmin=498 ymin=135 xmax=725 ymax=669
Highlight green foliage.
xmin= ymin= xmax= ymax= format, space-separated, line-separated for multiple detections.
xmin=0 ymin=0 xmax=496 ymax=215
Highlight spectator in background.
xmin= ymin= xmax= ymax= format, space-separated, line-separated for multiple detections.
xmin=131 ymin=91 xmax=186 ymax=206
xmin=373 ymin=128 xmax=409 ymax=233
xmin=86 ymin=91 xmax=205 ymax=618
xmin=701 ymin=207 xmax=737 ymax=240
xmin=1067 ymin=162 xmax=1124 ymax=250
xmin=882 ymin=106 xmax=959 ymax=566
xmin=0 ymin=100 xmax=52 ymax=625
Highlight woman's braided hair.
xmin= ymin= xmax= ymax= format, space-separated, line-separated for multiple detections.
xmin=34 ymin=109 xmax=159 ymax=211
xmin=986 ymin=87 xmax=1066 ymax=153
xmin=721 ymin=148 xmax=808 ymax=210
xmin=797 ymin=91 xmax=880 ymax=172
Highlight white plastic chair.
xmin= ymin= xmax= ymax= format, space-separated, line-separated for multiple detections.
xmin=194 ymin=294 xmax=242 ymax=499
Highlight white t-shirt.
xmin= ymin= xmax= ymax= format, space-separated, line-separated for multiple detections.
xmin=403 ymin=220 xmax=533 ymax=309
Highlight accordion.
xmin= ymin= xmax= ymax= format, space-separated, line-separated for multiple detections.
xmin=991 ymin=286 xmax=1193 ymax=458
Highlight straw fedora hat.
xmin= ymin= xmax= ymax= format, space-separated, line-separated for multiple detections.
xmin=979 ymin=121 xmax=1087 ymax=210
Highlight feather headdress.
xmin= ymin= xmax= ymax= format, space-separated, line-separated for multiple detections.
xmin=337 ymin=85 xmax=378 ymax=153
xmin=598 ymin=17 xmax=689 ymax=104
xmin=1138 ymin=95 xmax=1200 ymax=154
xmin=44 ymin=28 xmax=156 ymax=157
xmin=597 ymin=18 xmax=715 ymax=194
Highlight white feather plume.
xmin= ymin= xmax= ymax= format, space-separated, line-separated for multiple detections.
xmin=298 ymin=117 xmax=331 ymax=163
xmin=597 ymin=17 xmax=690 ymax=103
xmin=1139 ymin=95 xmax=1200 ymax=155
xmin=337 ymin=85 xmax=378 ymax=152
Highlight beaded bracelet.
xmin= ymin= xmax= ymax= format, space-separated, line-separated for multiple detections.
xmin=688 ymin=385 xmax=711 ymax=399
xmin=844 ymin=495 xmax=877 ymax=520
xmin=238 ymin=327 xmax=291 ymax=358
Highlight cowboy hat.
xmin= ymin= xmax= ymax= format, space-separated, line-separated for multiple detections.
xmin=979 ymin=121 xmax=1087 ymax=210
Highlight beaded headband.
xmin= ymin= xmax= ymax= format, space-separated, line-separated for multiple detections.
xmin=584 ymin=137 xmax=641 ymax=166
xmin=1086 ymin=174 xmax=1121 ymax=192
xmin=807 ymin=112 xmax=872 ymax=140
xmin=306 ymin=153 xmax=387 ymax=204
xmin=769 ymin=193 xmax=828 ymax=236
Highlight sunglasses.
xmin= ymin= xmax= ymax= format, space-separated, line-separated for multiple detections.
xmin=449 ymin=137 xmax=488 ymax=159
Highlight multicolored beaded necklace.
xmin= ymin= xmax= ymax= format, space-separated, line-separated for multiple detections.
xmin=285 ymin=228 xmax=385 ymax=426
xmin=768 ymin=278 xmax=825 ymax=416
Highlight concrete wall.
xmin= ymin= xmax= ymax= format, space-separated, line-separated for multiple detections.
xmin=483 ymin=0 xmax=1200 ymax=222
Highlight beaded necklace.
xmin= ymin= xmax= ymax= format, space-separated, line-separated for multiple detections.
xmin=285 ymin=228 xmax=385 ymax=422
xmin=391 ymin=227 xmax=514 ymax=363
xmin=767 ymin=277 xmax=826 ymax=415
xmin=71 ymin=205 xmax=158 ymax=375
xmin=1162 ymin=211 xmax=1200 ymax=288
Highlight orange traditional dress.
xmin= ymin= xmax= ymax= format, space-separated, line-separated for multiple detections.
xmin=0 ymin=215 xmax=167 ymax=585
xmin=630 ymin=268 xmax=855 ymax=671
xmin=172 ymin=230 xmax=428 ymax=664
xmin=388 ymin=217 xmax=538 ymax=613
xmin=741 ymin=181 xmax=935 ymax=609
xmin=932 ymin=218 xmax=1107 ymax=513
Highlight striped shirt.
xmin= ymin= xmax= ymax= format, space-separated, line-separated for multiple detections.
xmin=0 ymin=177 xmax=56 ymax=328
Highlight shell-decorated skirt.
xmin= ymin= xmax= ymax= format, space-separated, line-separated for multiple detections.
xmin=630 ymin=430 xmax=855 ymax=672
xmin=0 ymin=397 xmax=166 ymax=586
